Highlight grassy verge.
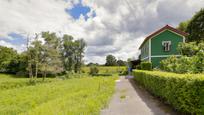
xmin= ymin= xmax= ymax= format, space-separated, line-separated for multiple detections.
xmin=133 ymin=70 xmax=204 ymax=114
xmin=0 ymin=76 xmax=116 ymax=115
xmin=0 ymin=74 xmax=55 ymax=91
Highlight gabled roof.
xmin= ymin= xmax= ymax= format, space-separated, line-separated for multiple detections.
xmin=139 ymin=25 xmax=188 ymax=49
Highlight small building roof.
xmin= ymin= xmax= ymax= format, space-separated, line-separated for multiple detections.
xmin=139 ymin=25 xmax=188 ymax=49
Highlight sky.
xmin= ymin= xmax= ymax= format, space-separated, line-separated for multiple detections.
xmin=0 ymin=0 xmax=204 ymax=64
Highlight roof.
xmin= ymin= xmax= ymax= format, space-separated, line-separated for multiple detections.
xmin=139 ymin=25 xmax=188 ymax=49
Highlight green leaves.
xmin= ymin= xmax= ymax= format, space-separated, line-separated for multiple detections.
xmin=133 ymin=70 xmax=204 ymax=114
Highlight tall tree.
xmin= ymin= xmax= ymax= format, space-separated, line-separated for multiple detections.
xmin=61 ymin=35 xmax=86 ymax=73
xmin=187 ymin=9 xmax=204 ymax=42
xmin=74 ymin=39 xmax=86 ymax=73
xmin=105 ymin=55 xmax=117 ymax=66
xmin=41 ymin=32 xmax=62 ymax=80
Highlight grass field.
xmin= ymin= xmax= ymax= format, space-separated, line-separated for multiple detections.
xmin=0 ymin=74 xmax=116 ymax=115
xmin=0 ymin=74 xmax=55 ymax=91
xmin=82 ymin=66 xmax=127 ymax=74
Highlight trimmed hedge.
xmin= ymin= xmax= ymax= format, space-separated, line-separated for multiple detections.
xmin=133 ymin=70 xmax=204 ymax=114
xmin=140 ymin=61 xmax=152 ymax=70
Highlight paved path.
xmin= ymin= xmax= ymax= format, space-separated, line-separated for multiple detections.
xmin=101 ymin=76 xmax=177 ymax=115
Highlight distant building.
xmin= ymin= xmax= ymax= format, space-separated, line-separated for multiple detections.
xmin=139 ymin=25 xmax=188 ymax=68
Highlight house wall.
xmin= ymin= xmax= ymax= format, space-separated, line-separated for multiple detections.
xmin=140 ymin=40 xmax=149 ymax=61
xmin=150 ymin=30 xmax=184 ymax=67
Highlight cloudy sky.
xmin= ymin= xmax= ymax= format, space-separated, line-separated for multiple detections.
xmin=0 ymin=0 xmax=204 ymax=64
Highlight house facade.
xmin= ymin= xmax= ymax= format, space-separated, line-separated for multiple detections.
xmin=139 ymin=25 xmax=188 ymax=67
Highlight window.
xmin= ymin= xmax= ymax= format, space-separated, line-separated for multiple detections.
xmin=162 ymin=41 xmax=171 ymax=51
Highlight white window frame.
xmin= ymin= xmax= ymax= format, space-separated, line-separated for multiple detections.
xmin=162 ymin=41 xmax=171 ymax=51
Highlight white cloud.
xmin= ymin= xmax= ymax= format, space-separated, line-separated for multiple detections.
xmin=0 ymin=0 xmax=204 ymax=64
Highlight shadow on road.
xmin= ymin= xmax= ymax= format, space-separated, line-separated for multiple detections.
xmin=128 ymin=78 xmax=179 ymax=115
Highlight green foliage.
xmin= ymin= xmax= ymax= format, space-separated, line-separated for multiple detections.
xmin=140 ymin=61 xmax=152 ymax=70
xmin=82 ymin=66 xmax=126 ymax=75
xmin=133 ymin=70 xmax=204 ymax=114
xmin=187 ymin=8 xmax=204 ymax=42
xmin=89 ymin=66 xmax=99 ymax=75
xmin=91 ymin=73 xmax=112 ymax=76
xmin=0 ymin=77 xmax=115 ymax=114
xmin=0 ymin=74 xmax=55 ymax=91
xmin=0 ymin=46 xmax=19 ymax=73
xmin=136 ymin=64 xmax=141 ymax=70
xmin=177 ymin=42 xmax=199 ymax=56
xmin=117 ymin=60 xmax=126 ymax=66
xmin=61 ymin=35 xmax=86 ymax=73
xmin=105 ymin=55 xmax=117 ymax=66
xmin=161 ymin=42 xmax=204 ymax=74
xmin=177 ymin=20 xmax=189 ymax=32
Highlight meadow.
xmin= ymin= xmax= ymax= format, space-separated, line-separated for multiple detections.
xmin=0 ymin=73 xmax=116 ymax=115
xmin=82 ymin=66 xmax=126 ymax=74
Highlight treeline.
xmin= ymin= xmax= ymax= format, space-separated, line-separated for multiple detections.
xmin=87 ymin=54 xmax=127 ymax=66
xmin=0 ymin=32 xmax=86 ymax=81
xmin=160 ymin=8 xmax=204 ymax=73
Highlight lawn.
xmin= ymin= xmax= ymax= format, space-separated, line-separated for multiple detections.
xmin=0 ymin=74 xmax=116 ymax=115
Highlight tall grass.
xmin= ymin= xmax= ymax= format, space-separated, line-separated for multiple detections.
xmin=0 ymin=74 xmax=55 ymax=91
xmin=0 ymin=76 xmax=116 ymax=115
xmin=82 ymin=66 xmax=126 ymax=74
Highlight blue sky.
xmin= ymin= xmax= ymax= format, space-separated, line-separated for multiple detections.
xmin=0 ymin=33 xmax=26 ymax=45
xmin=66 ymin=1 xmax=95 ymax=20
xmin=0 ymin=0 xmax=204 ymax=63
xmin=1 ymin=1 xmax=93 ymax=48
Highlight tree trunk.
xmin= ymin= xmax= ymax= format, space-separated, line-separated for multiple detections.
xmin=35 ymin=61 xmax=38 ymax=80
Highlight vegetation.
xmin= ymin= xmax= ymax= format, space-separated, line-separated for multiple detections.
xmin=82 ymin=66 xmax=126 ymax=75
xmin=186 ymin=9 xmax=204 ymax=42
xmin=105 ymin=55 xmax=126 ymax=66
xmin=133 ymin=70 xmax=204 ymax=114
xmin=0 ymin=74 xmax=55 ymax=91
xmin=0 ymin=76 xmax=116 ymax=114
xmin=140 ymin=61 xmax=152 ymax=70
xmin=160 ymin=41 xmax=204 ymax=74
xmin=89 ymin=66 xmax=99 ymax=75
xmin=178 ymin=9 xmax=204 ymax=42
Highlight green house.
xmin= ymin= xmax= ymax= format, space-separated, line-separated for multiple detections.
xmin=139 ymin=25 xmax=188 ymax=68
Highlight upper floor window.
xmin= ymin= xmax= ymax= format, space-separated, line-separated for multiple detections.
xmin=162 ymin=41 xmax=171 ymax=51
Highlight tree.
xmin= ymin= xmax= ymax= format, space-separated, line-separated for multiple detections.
xmin=61 ymin=35 xmax=86 ymax=73
xmin=187 ymin=9 xmax=204 ymax=42
xmin=117 ymin=60 xmax=126 ymax=66
xmin=177 ymin=42 xmax=199 ymax=56
xmin=41 ymin=32 xmax=62 ymax=80
xmin=177 ymin=20 xmax=189 ymax=32
xmin=105 ymin=55 xmax=117 ymax=66
xmin=0 ymin=46 xmax=18 ymax=73
xmin=61 ymin=35 xmax=75 ymax=72
xmin=74 ymin=39 xmax=86 ymax=73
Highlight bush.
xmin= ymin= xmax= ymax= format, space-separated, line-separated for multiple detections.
xmin=89 ymin=66 xmax=99 ymax=75
xmin=140 ymin=61 xmax=152 ymax=70
xmin=133 ymin=70 xmax=204 ymax=114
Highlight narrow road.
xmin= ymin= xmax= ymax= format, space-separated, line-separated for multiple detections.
xmin=101 ymin=76 xmax=177 ymax=115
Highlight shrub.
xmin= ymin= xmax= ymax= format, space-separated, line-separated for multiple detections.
xmin=133 ymin=70 xmax=204 ymax=114
xmin=136 ymin=64 xmax=141 ymax=70
xmin=89 ymin=66 xmax=99 ymax=75
xmin=140 ymin=61 xmax=152 ymax=70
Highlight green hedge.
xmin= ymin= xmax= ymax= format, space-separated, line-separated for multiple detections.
xmin=140 ymin=61 xmax=152 ymax=70
xmin=133 ymin=70 xmax=204 ymax=114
